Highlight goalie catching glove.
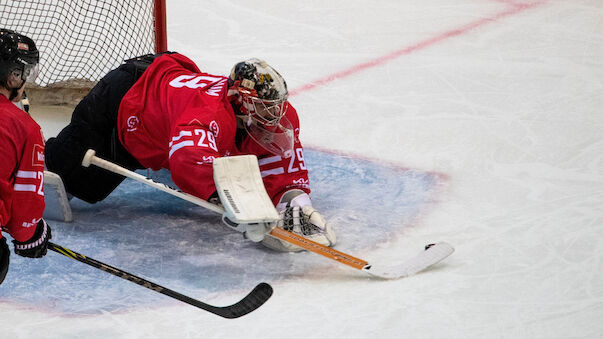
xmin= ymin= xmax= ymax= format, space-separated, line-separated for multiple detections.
xmin=261 ymin=190 xmax=336 ymax=252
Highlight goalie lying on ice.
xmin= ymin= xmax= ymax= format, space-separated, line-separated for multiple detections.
xmin=45 ymin=52 xmax=335 ymax=251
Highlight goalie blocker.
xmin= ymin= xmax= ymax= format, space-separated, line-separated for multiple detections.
xmin=213 ymin=155 xmax=279 ymax=242
xmin=213 ymin=156 xmax=335 ymax=249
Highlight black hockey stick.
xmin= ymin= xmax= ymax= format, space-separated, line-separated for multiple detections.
xmin=48 ymin=242 xmax=273 ymax=318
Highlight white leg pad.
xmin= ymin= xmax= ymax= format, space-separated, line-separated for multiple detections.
xmin=43 ymin=170 xmax=73 ymax=222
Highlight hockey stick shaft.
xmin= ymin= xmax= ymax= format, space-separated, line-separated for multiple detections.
xmin=82 ymin=150 xmax=223 ymax=214
xmin=268 ymin=227 xmax=368 ymax=269
xmin=48 ymin=242 xmax=272 ymax=318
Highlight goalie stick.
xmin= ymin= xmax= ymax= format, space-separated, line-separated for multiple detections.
xmin=268 ymin=227 xmax=454 ymax=279
xmin=48 ymin=242 xmax=273 ymax=318
xmin=82 ymin=149 xmax=454 ymax=279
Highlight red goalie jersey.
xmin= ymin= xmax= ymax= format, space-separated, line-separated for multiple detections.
xmin=117 ymin=53 xmax=310 ymax=204
xmin=0 ymin=95 xmax=45 ymax=242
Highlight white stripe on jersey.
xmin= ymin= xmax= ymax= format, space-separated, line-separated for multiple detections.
xmin=258 ymin=155 xmax=282 ymax=166
xmin=16 ymin=170 xmax=37 ymax=179
xmin=169 ymin=140 xmax=195 ymax=158
xmin=261 ymin=167 xmax=285 ymax=178
xmin=169 ymin=131 xmax=193 ymax=147
xmin=14 ymin=184 xmax=37 ymax=192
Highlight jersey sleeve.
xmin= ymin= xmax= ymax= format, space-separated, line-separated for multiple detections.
xmin=167 ymin=122 xmax=221 ymax=201
xmin=0 ymin=132 xmax=17 ymax=231
xmin=0 ymin=123 xmax=46 ymax=242
xmin=241 ymin=104 xmax=311 ymax=205
xmin=257 ymin=136 xmax=311 ymax=205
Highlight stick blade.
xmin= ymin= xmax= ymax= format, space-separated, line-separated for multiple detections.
xmin=213 ymin=282 xmax=274 ymax=319
xmin=363 ymin=242 xmax=454 ymax=279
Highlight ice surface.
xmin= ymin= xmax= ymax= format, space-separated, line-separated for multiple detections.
xmin=3 ymin=150 xmax=441 ymax=314
xmin=2 ymin=0 xmax=603 ymax=338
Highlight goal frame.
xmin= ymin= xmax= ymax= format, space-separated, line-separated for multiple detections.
xmin=154 ymin=0 xmax=168 ymax=54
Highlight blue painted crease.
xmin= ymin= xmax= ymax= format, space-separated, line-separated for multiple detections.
xmin=0 ymin=150 xmax=442 ymax=314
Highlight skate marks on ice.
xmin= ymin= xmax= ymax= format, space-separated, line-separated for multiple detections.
xmin=0 ymin=149 xmax=444 ymax=314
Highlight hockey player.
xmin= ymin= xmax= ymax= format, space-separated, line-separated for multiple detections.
xmin=0 ymin=30 xmax=53 ymax=285
xmin=45 ymin=52 xmax=335 ymax=251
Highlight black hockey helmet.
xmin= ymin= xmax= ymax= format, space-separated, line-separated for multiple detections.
xmin=0 ymin=29 xmax=40 ymax=89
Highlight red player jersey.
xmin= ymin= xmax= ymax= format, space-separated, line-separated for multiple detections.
xmin=117 ymin=53 xmax=310 ymax=204
xmin=0 ymin=95 xmax=45 ymax=242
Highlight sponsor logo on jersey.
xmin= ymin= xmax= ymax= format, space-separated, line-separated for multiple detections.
xmin=22 ymin=217 xmax=41 ymax=228
xmin=196 ymin=156 xmax=216 ymax=165
xmin=32 ymin=144 xmax=45 ymax=167
xmin=209 ymin=120 xmax=219 ymax=137
xmin=292 ymin=178 xmax=310 ymax=189
xmin=127 ymin=115 xmax=139 ymax=132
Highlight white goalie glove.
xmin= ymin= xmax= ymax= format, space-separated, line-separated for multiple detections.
xmin=261 ymin=190 xmax=336 ymax=252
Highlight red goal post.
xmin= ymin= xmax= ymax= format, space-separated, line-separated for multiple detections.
xmin=1 ymin=0 xmax=167 ymax=104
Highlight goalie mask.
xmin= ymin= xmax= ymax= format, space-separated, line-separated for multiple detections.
xmin=228 ymin=58 xmax=294 ymax=158
xmin=0 ymin=29 xmax=40 ymax=99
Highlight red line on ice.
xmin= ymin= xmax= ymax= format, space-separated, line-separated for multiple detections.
xmin=289 ymin=1 xmax=546 ymax=97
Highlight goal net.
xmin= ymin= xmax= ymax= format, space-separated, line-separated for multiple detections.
xmin=0 ymin=0 xmax=167 ymax=88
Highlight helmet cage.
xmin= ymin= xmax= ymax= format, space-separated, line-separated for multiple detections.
xmin=238 ymin=86 xmax=289 ymax=127
xmin=243 ymin=114 xmax=295 ymax=159
xmin=9 ymin=62 xmax=39 ymax=83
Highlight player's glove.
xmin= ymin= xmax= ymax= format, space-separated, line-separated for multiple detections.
xmin=12 ymin=219 xmax=52 ymax=258
xmin=261 ymin=190 xmax=336 ymax=252
xmin=0 ymin=237 xmax=9 ymax=285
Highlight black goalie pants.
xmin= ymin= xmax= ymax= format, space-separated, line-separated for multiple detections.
xmin=45 ymin=63 xmax=144 ymax=203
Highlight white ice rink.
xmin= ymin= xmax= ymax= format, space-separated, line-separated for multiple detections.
xmin=2 ymin=0 xmax=603 ymax=338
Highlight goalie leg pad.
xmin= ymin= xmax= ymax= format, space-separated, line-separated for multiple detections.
xmin=43 ymin=171 xmax=73 ymax=222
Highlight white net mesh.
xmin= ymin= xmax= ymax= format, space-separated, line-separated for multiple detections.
xmin=1 ymin=0 xmax=159 ymax=87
